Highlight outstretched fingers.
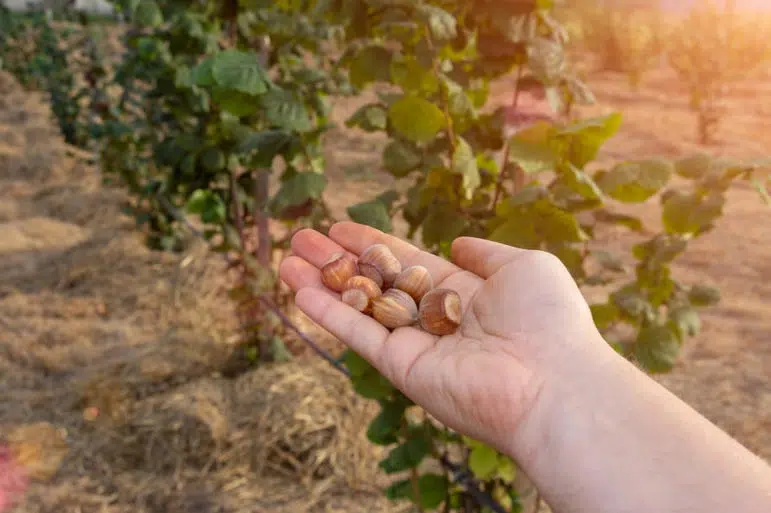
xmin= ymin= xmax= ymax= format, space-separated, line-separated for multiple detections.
xmin=294 ymin=287 xmax=390 ymax=363
xmin=294 ymin=287 xmax=438 ymax=388
xmin=329 ymin=222 xmax=460 ymax=284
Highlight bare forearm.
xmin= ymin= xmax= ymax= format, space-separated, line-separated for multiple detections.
xmin=508 ymin=338 xmax=771 ymax=513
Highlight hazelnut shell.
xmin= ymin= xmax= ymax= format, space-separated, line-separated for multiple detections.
xmin=419 ymin=288 xmax=462 ymax=336
xmin=358 ymin=244 xmax=402 ymax=288
xmin=393 ymin=265 xmax=434 ymax=303
xmin=321 ymin=253 xmax=358 ymax=292
xmin=372 ymin=289 xmax=418 ymax=329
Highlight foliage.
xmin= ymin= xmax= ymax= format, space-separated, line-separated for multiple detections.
xmin=668 ymin=1 xmax=771 ymax=144
xmin=2 ymin=0 xmax=770 ymax=511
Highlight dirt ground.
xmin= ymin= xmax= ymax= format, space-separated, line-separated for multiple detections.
xmin=0 ymin=53 xmax=770 ymax=513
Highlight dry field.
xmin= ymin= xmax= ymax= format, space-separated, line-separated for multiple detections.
xmin=0 ymin=53 xmax=769 ymax=513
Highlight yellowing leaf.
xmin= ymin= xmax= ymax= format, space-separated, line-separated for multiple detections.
xmin=451 ymin=137 xmax=480 ymax=199
xmin=388 ymin=95 xmax=445 ymax=144
xmin=596 ymin=159 xmax=673 ymax=203
xmin=349 ymin=45 xmax=392 ymax=89
xmin=468 ymin=443 xmax=499 ymax=480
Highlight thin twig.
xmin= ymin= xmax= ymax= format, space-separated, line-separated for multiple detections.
xmin=439 ymin=455 xmax=509 ymax=513
xmin=492 ymin=64 xmax=525 ymax=209
xmin=156 ymin=195 xmax=204 ymax=239
xmin=253 ymin=296 xmax=350 ymax=377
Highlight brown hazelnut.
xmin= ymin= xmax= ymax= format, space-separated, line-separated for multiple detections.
xmin=419 ymin=288 xmax=462 ymax=336
xmin=358 ymin=263 xmax=384 ymax=288
xmin=358 ymin=244 xmax=402 ymax=288
xmin=342 ymin=275 xmax=382 ymax=313
xmin=342 ymin=289 xmax=370 ymax=312
xmin=393 ymin=265 xmax=434 ymax=303
xmin=320 ymin=252 xmax=358 ymax=292
xmin=372 ymin=289 xmax=418 ymax=329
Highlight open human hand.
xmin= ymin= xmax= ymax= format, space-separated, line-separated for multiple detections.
xmin=279 ymin=222 xmax=613 ymax=455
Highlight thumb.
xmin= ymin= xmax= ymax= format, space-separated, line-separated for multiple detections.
xmin=450 ymin=237 xmax=531 ymax=279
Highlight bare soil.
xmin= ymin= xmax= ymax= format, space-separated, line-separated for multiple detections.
xmin=0 ymin=57 xmax=769 ymax=513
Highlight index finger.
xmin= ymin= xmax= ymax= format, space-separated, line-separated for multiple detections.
xmin=328 ymin=222 xmax=460 ymax=284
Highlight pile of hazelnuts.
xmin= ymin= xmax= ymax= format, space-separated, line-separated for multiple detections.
xmin=320 ymin=244 xmax=462 ymax=335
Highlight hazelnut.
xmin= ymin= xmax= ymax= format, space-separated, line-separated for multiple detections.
xmin=320 ymin=252 xmax=358 ymax=292
xmin=419 ymin=288 xmax=462 ymax=336
xmin=342 ymin=275 xmax=382 ymax=313
xmin=358 ymin=263 xmax=384 ymax=289
xmin=372 ymin=289 xmax=418 ymax=329
xmin=393 ymin=265 xmax=434 ymax=303
xmin=342 ymin=289 xmax=370 ymax=312
xmin=358 ymin=244 xmax=402 ymax=288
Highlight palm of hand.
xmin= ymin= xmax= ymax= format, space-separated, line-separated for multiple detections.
xmin=280 ymin=222 xmax=597 ymax=449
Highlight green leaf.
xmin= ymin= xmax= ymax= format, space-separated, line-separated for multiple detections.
xmin=386 ymin=474 xmax=449 ymax=510
xmin=211 ymin=49 xmax=267 ymax=95
xmin=634 ymin=324 xmax=680 ymax=374
xmin=349 ymin=45 xmax=393 ymax=89
xmin=688 ymin=284 xmax=721 ymax=307
xmin=134 ymin=0 xmax=163 ymax=27
xmin=468 ymin=443 xmax=499 ymax=480
xmin=417 ymin=474 xmax=449 ymax=509
xmin=421 ymin=203 xmax=467 ymax=251
xmin=490 ymin=199 xmax=587 ymax=249
xmin=662 ymin=191 xmax=724 ymax=235
xmin=186 ymin=190 xmax=226 ymax=224
xmin=418 ymin=5 xmax=457 ymax=42
xmin=376 ymin=190 xmax=400 ymax=210
xmin=390 ymin=56 xmax=439 ymax=94
xmin=383 ymin=140 xmax=422 ymax=177
xmin=675 ymin=153 xmax=712 ymax=179
xmin=270 ymin=172 xmax=327 ymax=214
xmin=669 ymin=306 xmax=701 ymax=341
xmin=236 ymin=129 xmax=295 ymax=166
xmin=200 ymin=148 xmax=225 ymax=171
xmin=260 ymin=88 xmax=312 ymax=132
xmin=593 ymin=209 xmax=646 ymax=233
xmin=379 ymin=436 xmax=432 ymax=474
xmin=191 ymin=58 xmax=215 ymax=87
xmin=611 ymin=285 xmax=651 ymax=319
xmin=388 ymin=95 xmax=445 ymax=144
xmin=367 ymin=401 xmax=406 ymax=446
xmin=353 ymin=372 xmax=395 ymax=400
xmin=451 ymin=137 xmax=480 ymax=200
xmin=346 ymin=104 xmax=388 ymax=132
xmin=558 ymin=113 xmax=622 ymax=168
xmin=348 ymin=200 xmax=393 ymax=233
xmin=593 ymin=250 xmax=625 ymax=272
xmin=508 ymin=121 xmax=557 ymax=174
xmin=211 ymin=87 xmax=259 ymax=117
xmin=591 ymin=302 xmax=619 ymax=331
xmin=343 ymin=349 xmax=373 ymax=378
xmin=174 ymin=66 xmax=193 ymax=88
xmin=596 ymin=159 xmax=673 ymax=203
xmin=563 ymin=164 xmax=603 ymax=200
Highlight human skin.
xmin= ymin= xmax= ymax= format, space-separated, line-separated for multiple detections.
xmin=280 ymin=222 xmax=771 ymax=513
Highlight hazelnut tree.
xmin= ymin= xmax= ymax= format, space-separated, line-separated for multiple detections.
xmin=668 ymin=1 xmax=771 ymax=144
xmin=2 ymin=0 xmax=770 ymax=511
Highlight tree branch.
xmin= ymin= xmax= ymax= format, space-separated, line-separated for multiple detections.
xmin=492 ymin=63 xmax=526 ymax=209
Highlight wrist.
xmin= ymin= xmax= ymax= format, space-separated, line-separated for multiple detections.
xmin=502 ymin=328 xmax=621 ymax=466
xmin=500 ymin=330 xmax=771 ymax=513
